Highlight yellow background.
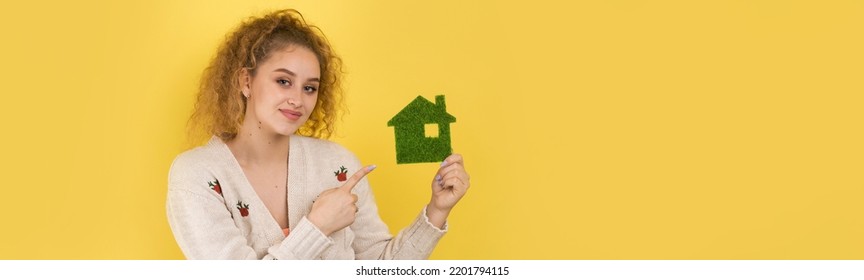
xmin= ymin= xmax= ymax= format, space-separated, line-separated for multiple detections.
xmin=0 ymin=0 xmax=861 ymax=259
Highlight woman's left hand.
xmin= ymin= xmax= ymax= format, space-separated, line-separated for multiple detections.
xmin=426 ymin=154 xmax=470 ymax=228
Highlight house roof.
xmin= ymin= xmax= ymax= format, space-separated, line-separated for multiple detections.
xmin=387 ymin=95 xmax=456 ymax=126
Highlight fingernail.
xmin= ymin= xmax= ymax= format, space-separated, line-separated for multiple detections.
xmin=367 ymin=165 xmax=377 ymax=171
xmin=440 ymin=161 xmax=447 ymax=167
xmin=435 ymin=174 xmax=441 ymax=181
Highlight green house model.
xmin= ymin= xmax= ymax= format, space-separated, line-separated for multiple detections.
xmin=387 ymin=95 xmax=456 ymax=164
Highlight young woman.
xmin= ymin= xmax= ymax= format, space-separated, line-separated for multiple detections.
xmin=166 ymin=9 xmax=470 ymax=260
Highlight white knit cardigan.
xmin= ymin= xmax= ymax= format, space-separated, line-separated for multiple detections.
xmin=167 ymin=135 xmax=446 ymax=259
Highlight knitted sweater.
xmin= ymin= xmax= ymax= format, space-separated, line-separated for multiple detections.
xmin=166 ymin=135 xmax=447 ymax=259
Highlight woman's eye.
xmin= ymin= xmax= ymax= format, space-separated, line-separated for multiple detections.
xmin=303 ymin=85 xmax=318 ymax=93
xmin=277 ymin=79 xmax=291 ymax=86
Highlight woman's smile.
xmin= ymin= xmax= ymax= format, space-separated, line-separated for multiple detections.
xmin=279 ymin=108 xmax=302 ymax=121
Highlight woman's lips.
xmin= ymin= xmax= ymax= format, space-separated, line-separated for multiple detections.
xmin=279 ymin=109 xmax=302 ymax=121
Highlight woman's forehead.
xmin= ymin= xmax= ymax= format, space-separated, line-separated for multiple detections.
xmin=260 ymin=46 xmax=321 ymax=78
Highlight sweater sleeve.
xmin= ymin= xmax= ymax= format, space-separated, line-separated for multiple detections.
xmin=166 ymin=155 xmax=334 ymax=260
xmin=347 ymin=158 xmax=448 ymax=260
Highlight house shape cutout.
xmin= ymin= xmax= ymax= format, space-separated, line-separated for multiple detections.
xmin=387 ymin=95 xmax=456 ymax=164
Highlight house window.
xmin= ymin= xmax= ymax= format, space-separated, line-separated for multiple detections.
xmin=424 ymin=123 xmax=439 ymax=138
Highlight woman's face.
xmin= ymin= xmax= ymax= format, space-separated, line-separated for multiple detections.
xmin=243 ymin=45 xmax=321 ymax=137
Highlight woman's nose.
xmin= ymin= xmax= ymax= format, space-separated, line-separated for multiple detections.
xmin=284 ymin=87 xmax=302 ymax=107
xmin=287 ymin=97 xmax=299 ymax=107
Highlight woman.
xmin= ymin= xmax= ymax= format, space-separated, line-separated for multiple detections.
xmin=166 ymin=9 xmax=470 ymax=259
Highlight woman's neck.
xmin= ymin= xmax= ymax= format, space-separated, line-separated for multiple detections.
xmin=227 ymin=120 xmax=290 ymax=166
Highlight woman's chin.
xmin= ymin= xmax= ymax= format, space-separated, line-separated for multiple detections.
xmin=274 ymin=126 xmax=301 ymax=136
xmin=265 ymin=118 xmax=306 ymax=136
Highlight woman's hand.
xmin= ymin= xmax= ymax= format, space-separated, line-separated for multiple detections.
xmin=307 ymin=165 xmax=376 ymax=236
xmin=426 ymin=154 xmax=470 ymax=228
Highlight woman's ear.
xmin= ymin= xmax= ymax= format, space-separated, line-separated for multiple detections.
xmin=239 ymin=68 xmax=252 ymax=98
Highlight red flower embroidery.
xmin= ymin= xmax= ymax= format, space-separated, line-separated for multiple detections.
xmin=334 ymin=166 xmax=348 ymax=182
xmin=236 ymin=201 xmax=250 ymax=217
xmin=208 ymin=180 xmax=222 ymax=195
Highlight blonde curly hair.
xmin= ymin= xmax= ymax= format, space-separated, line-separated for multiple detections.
xmin=188 ymin=9 xmax=344 ymax=144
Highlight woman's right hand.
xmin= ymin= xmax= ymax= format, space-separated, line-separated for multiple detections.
xmin=307 ymin=165 xmax=376 ymax=236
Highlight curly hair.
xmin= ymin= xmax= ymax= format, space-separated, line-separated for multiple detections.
xmin=188 ymin=9 xmax=344 ymax=144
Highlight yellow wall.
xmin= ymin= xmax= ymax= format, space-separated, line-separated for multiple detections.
xmin=0 ymin=0 xmax=861 ymax=259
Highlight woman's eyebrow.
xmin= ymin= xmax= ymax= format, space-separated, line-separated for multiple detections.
xmin=273 ymin=68 xmax=296 ymax=76
xmin=274 ymin=68 xmax=319 ymax=82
